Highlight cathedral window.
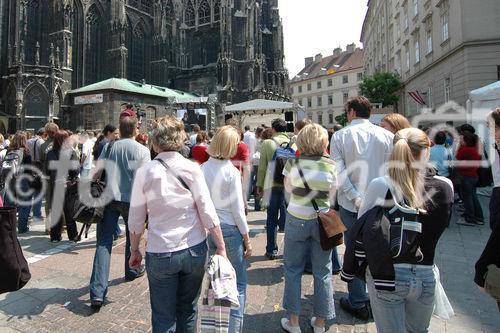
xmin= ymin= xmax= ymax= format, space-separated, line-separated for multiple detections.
xmin=84 ymin=5 xmax=102 ymax=85
xmin=185 ymin=1 xmax=195 ymax=26
xmin=25 ymin=0 xmax=42 ymax=64
xmin=128 ymin=24 xmax=147 ymax=81
xmin=198 ymin=0 xmax=211 ymax=24
xmin=213 ymin=0 xmax=221 ymax=21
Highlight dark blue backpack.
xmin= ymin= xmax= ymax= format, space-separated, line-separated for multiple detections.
xmin=271 ymin=139 xmax=296 ymax=184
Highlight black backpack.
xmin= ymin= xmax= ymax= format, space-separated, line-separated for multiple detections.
xmin=0 ymin=149 xmax=24 ymax=191
xmin=383 ymin=190 xmax=423 ymax=262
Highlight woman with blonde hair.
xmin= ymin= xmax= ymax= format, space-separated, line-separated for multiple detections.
xmin=281 ymin=123 xmax=336 ymax=333
xmin=201 ymin=125 xmax=252 ymax=332
xmin=128 ymin=116 xmax=226 ymax=333
xmin=353 ymin=128 xmax=454 ymax=333
xmin=380 ymin=113 xmax=412 ymax=134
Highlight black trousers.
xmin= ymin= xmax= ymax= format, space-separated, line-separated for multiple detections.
xmin=490 ymin=187 xmax=500 ymax=230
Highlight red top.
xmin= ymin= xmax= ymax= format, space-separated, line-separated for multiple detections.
xmin=231 ymin=141 xmax=250 ymax=173
xmin=456 ymin=145 xmax=481 ymax=178
xmin=191 ymin=145 xmax=209 ymax=164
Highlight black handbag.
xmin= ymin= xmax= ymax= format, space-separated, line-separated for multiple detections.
xmin=477 ymin=148 xmax=493 ymax=188
xmin=65 ymin=141 xmax=115 ymax=238
xmin=0 ymin=207 xmax=31 ymax=294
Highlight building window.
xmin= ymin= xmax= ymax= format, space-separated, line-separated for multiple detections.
xmin=84 ymin=5 xmax=104 ymax=85
xmin=214 ymin=0 xmax=221 ymax=21
xmin=415 ymin=39 xmax=420 ymax=64
xmin=413 ymin=0 xmax=419 ymax=17
xmin=426 ymin=29 xmax=433 ymax=54
xmin=329 ymin=113 xmax=334 ymax=124
xmin=396 ymin=17 xmax=401 ymax=39
xmin=307 ymin=83 xmax=312 ymax=91
xmin=185 ymin=1 xmax=195 ymax=26
xmin=298 ymin=85 xmax=303 ymax=93
xmin=317 ymin=96 xmax=322 ymax=107
xmin=343 ymin=75 xmax=348 ymax=84
xmin=317 ymin=113 xmax=323 ymax=124
xmin=307 ymin=97 xmax=312 ymax=108
xmin=357 ymin=73 xmax=363 ymax=81
xmin=198 ymin=0 xmax=211 ymax=24
xmin=317 ymin=81 xmax=322 ymax=89
xmin=343 ymin=92 xmax=349 ymax=103
xmin=497 ymin=65 xmax=500 ymax=80
xmin=327 ymin=79 xmax=333 ymax=87
xmin=405 ymin=46 xmax=410 ymax=70
xmin=444 ymin=77 xmax=451 ymax=103
xmin=328 ymin=95 xmax=333 ymax=105
xmin=404 ymin=6 xmax=409 ymax=30
xmin=440 ymin=3 xmax=450 ymax=42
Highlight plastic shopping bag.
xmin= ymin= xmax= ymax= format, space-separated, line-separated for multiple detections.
xmin=433 ymin=265 xmax=455 ymax=320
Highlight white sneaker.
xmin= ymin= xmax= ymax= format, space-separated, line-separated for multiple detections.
xmin=280 ymin=318 xmax=301 ymax=333
xmin=310 ymin=317 xmax=325 ymax=333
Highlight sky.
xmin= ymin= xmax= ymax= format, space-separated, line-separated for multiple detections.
xmin=279 ymin=0 xmax=368 ymax=77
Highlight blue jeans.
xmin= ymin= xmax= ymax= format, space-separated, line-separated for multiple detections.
xmin=266 ymin=187 xmax=286 ymax=255
xmin=283 ymin=213 xmax=335 ymax=319
xmin=146 ymin=241 xmax=208 ymax=333
xmin=366 ymin=265 xmax=436 ymax=333
xmin=3 ymin=178 xmax=32 ymax=233
xmin=461 ymin=176 xmax=484 ymax=222
xmin=305 ymin=245 xmax=341 ymax=273
xmin=209 ymin=224 xmax=247 ymax=333
xmin=89 ymin=201 xmax=139 ymax=301
xmin=340 ymin=206 xmax=369 ymax=308
xmin=31 ymin=186 xmax=43 ymax=219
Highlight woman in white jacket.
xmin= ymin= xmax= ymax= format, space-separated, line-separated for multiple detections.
xmin=202 ymin=126 xmax=253 ymax=333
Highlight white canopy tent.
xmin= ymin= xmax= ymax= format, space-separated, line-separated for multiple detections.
xmin=467 ymin=80 xmax=500 ymax=196
xmin=224 ymin=99 xmax=305 ymax=129
xmin=467 ymin=80 xmax=500 ymax=145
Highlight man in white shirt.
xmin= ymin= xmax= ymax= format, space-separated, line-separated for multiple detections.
xmin=330 ymin=96 xmax=394 ymax=320
xmin=488 ymin=108 xmax=500 ymax=230
xmin=80 ymin=132 xmax=94 ymax=179
xmin=190 ymin=124 xmax=201 ymax=146
xmin=243 ymin=125 xmax=257 ymax=158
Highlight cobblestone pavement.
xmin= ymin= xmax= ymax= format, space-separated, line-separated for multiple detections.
xmin=1 ymin=197 xmax=499 ymax=333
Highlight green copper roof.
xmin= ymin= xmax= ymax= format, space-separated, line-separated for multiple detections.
xmin=68 ymin=78 xmax=200 ymax=102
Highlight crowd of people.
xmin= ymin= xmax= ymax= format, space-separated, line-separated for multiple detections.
xmin=0 ymin=97 xmax=499 ymax=333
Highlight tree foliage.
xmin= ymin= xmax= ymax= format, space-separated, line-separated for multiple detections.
xmin=335 ymin=112 xmax=348 ymax=127
xmin=359 ymin=72 xmax=402 ymax=107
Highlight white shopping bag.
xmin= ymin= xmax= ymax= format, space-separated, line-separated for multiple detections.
xmin=433 ymin=265 xmax=455 ymax=320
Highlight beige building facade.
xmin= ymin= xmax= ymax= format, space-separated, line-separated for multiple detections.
xmin=361 ymin=0 xmax=500 ymax=116
xmin=290 ymin=45 xmax=364 ymax=127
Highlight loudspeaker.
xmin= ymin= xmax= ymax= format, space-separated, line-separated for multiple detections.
xmin=285 ymin=112 xmax=294 ymax=122
xmin=286 ymin=122 xmax=294 ymax=133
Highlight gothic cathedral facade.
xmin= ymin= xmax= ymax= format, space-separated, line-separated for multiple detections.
xmin=0 ymin=0 xmax=288 ymax=132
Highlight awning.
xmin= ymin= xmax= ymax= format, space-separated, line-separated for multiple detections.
xmin=225 ymin=99 xmax=300 ymax=113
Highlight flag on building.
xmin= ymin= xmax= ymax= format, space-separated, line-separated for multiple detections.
xmin=408 ymin=91 xmax=427 ymax=106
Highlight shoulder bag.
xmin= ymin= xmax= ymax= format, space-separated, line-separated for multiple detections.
xmin=296 ymin=160 xmax=346 ymax=250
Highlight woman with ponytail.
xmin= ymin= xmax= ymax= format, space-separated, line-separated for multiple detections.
xmin=356 ymin=128 xmax=454 ymax=333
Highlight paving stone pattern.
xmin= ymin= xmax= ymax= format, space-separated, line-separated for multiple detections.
xmin=1 ymin=199 xmax=499 ymax=333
